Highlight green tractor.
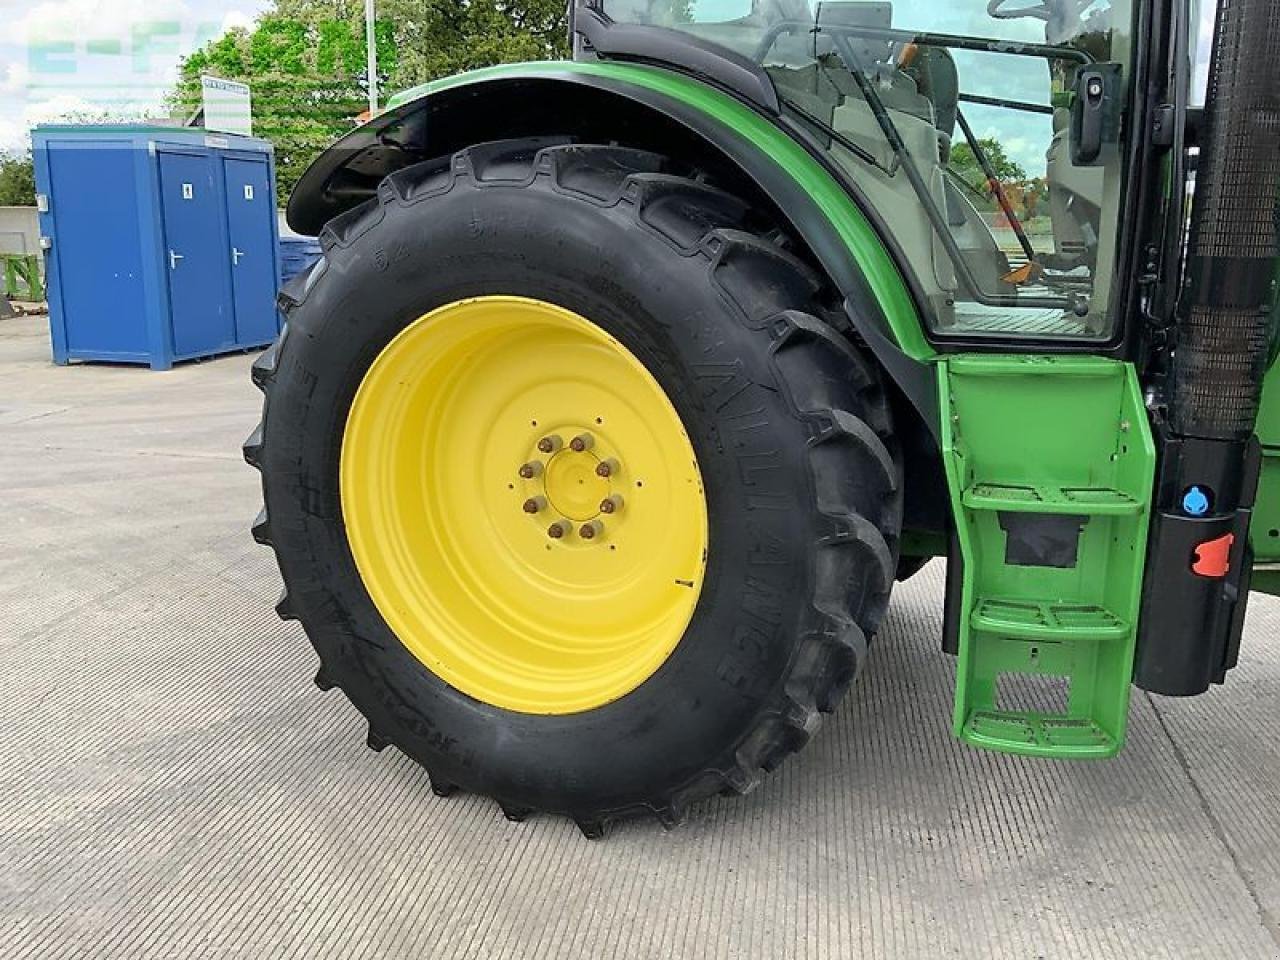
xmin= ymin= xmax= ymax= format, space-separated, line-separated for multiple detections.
xmin=245 ymin=0 xmax=1280 ymax=836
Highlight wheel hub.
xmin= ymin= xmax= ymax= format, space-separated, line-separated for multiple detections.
xmin=516 ymin=429 xmax=632 ymax=545
xmin=541 ymin=442 xmax=611 ymax=524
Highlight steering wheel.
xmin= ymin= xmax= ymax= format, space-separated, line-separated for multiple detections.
xmin=987 ymin=0 xmax=1053 ymax=20
xmin=988 ymin=0 xmax=1102 ymax=19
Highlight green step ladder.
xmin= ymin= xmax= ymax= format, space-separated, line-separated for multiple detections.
xmin=940 ymin=355 xmax=1156 ymax=758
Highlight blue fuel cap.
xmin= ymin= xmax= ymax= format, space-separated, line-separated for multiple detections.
xmin=1182 ymin=486 xmax=1211 ymax=517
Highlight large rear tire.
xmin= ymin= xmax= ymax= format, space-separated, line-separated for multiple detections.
xmin=246 ymin=140 xmax=902 ymax=836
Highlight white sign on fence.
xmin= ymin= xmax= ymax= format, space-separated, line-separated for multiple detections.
xmin=201 ymin=76 xmax=253 ymax=137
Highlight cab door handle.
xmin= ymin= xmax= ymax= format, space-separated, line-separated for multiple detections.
xmin=1071 ymin=64 xmax=1121 ymax=166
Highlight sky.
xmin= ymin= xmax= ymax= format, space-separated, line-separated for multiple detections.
xmin=0 ymin=0 xmax=1219 ymax=161
xmin=0 ymin=0 xmax=274 ymax=151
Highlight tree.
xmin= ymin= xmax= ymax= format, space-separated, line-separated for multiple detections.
xmin=0 ymin=154 xmax=36 ymax=207
xmin=169 ymin=12 xmax=393 ymax=203
xmin=169 ymin=1 xmax=569 ymax=203
xmin=375 ymin=0 xmax=568 ymax=88
xmin=1019 ymin=177 xmax=1049 ymax=220
xmin=948 ymin=137 xmax=1028 ymax=194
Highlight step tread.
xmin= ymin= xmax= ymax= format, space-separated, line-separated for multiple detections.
xmin=963 ymin=482 xmax=1142 ymax=516
xmin=971 ymin=598 xmax=1130 ymax=640
xmin=962 ymin=710 xmax=1118 ymax=758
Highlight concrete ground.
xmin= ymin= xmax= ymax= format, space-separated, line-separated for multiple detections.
xmin=2 ymin=312 xmax=1278 ymax=959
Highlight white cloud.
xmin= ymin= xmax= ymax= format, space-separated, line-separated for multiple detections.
xmin=0 ymin=118 xmax=27 ymax=153
xmin=0 ymin=90 xmax=171 ymax=151
xmin=221 ymin=10 xmax=258 ymax=34
xmin=2 ymin=61 xmax=30 ymax=94
xmin=0 ymin=94 xmax=97 ymax=151
xmin=25 ymin=93 xmax=100 ymax=124
xmin=14 ymin=0 xmax=193 ymax=46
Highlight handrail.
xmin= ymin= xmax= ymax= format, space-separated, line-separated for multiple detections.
xmin=753 ymin=20 xmax=1093 ymax=67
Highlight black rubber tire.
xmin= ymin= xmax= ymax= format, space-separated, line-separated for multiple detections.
xmin=246 ymin=139 xmax=902 ymax=837
xmin=897 ymin=555 xmax=934 ymax=582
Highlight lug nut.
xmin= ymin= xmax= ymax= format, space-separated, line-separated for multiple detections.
xmin=570 ymin=433 xmax=595 ymax=453
xmin=523 ymin=496 xmax=547 ymax=515
xmin=580 ymin=520 xmax=604 ymax=540
xmin=599 ymin=495 xmax=624 ymax=515
xmin=595 ymin=458 xmax=619 ymax=478
xmin=518 ymin=461 xmax=543 ymax=479
xmin=548 ymin=521 xmax=570 ymax=540
xmin=537 ymin=435 xmax=563 ymax=454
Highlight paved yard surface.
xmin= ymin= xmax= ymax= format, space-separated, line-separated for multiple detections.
xmin=2 ymin=313 xmax=1279 ymax=959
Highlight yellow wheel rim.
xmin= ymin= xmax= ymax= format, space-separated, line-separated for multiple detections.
xmin=340 ymin=296 xmax=709 ymax=714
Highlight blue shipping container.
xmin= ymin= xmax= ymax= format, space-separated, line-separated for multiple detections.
xmin=33 ymin=126 xmax=282 ymax=371
xmin=279 ymin=235 xmax=323 ymax=288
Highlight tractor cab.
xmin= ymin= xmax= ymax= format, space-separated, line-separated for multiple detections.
xmin=581 ymin=0 xmax=1135 ymax=342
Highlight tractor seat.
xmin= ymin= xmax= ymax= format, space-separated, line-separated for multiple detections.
xmin=902 ymin=44 xmax=960 ymax=141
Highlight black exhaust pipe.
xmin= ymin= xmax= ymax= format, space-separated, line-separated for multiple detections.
xmin=1135 ymin=0 xmax=1280 ymax=695
xmin=1170 ymin=0 xmax=1280 ymax=442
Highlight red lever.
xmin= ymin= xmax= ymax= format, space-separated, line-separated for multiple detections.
xmin=1192 ymin=533 xmax=1235 ymax=579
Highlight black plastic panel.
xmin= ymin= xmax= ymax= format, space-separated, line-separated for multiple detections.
xmin=998 ymin=514 xmax=1089 ymax=569
xmin=1134 ymin=428 xmax=1262 ymax=695
xmin=574 ymin=7 xmax=780 ymax=114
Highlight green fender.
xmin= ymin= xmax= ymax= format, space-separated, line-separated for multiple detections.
xmin=287 ymin=60 xmax=939 ymax=426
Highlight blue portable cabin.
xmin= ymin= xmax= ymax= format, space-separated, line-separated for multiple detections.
xmin=279 ymin=234 xmax=323 ymax=288
xmin=32 ymin=125 xmax=282 ymax=371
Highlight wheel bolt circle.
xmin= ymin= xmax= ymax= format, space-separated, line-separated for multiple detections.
xmin=580 ymin=520 xmax=603 ymax=540
xmin=596 ymin=458 xmax=619 ymax=478
xmin=523 ymin=497 xmax=546 ymax=515
xmin=600 ymin=495 xmax=624 ymax=515
xmin=570 ymin=433 xmax=594 ymax=453
xmin=518 ymin=461 xmax=543 ymax=479
xmin=537 ymin=435 xmax=563 ymax=454
xmin=548 ymin=521 xmax=570 ymax=539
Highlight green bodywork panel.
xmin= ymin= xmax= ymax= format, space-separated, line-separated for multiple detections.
xmin=1253 ymin=359 xmax=1280 ymax=595
xmin=387 ymin=61 xmax=934 ymax=362
xmin=940 ymin=356 xmax=1156 ymax=758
